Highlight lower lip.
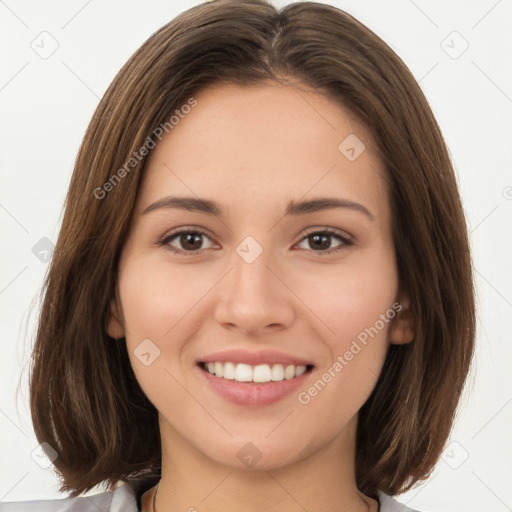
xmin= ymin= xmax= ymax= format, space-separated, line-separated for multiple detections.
xmin=198 ymin=365 xmax=313 ymax=407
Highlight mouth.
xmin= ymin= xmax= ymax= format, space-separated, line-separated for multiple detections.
xmin=197 ymin=361 xmax=315 ymax=407
xmin=198 ymin=361 xmax=314 ymax=383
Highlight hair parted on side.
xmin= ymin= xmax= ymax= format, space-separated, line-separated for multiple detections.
xmin=29 ymin=0 xmax=475 ymax=499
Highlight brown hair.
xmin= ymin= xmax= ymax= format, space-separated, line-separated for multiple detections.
xmin=29 ymin=0 xmax=475 ymax=499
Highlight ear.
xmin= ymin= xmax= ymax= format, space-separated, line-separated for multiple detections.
xmin=389 ymin=296 xmax=415 ymax=345
xmin=107 ymin=293 xmax=125 ymax=339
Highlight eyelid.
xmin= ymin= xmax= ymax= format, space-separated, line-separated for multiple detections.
xmin=299 ymin=226 xmax=353 ymax=243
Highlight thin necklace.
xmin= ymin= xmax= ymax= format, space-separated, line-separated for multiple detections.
xmin=152 ymin=481 xmax=375 ymax=512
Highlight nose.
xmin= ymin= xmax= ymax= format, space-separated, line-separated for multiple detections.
xmin=213 ymin=242 xmax=295 ymax=336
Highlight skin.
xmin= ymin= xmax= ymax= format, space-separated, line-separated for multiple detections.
xmin=108 ymin=80 xmax=414 ymax=512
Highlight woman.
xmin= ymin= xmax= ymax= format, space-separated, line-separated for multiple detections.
xmin=1 ymin=0 xmax=475 ymax=510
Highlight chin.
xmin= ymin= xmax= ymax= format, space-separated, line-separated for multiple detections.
xmin=192 ymin=431 xmax=322 ymax=472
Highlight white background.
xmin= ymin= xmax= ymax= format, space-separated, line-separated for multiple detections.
xmin=1 ymin=1 xmax=511 ymax=510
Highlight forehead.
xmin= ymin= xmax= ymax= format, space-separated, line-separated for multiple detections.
xmin=138 ymin=81 xmax=390 ymax=225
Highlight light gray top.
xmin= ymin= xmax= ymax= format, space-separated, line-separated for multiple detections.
xmin=0 ymin=484 xmax=422 ymax=511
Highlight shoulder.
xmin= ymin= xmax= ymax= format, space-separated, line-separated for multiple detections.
xmin=0 ymin=483 xmax=138 ymax=512
xmin=378 ymin=490 xmax=424 ymax=512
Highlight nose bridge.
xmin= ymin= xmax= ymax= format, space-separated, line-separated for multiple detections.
xmin=230 ymin=235 xmax=277 ymax=305
xmin=213 ymin=234 xmax=294 ymax=332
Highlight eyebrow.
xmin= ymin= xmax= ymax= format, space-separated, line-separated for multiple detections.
xmin=142 ymin=196 xmax=375 ymax=221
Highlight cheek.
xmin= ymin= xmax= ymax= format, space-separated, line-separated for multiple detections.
xmin=294 ymin=250 xmax=397 ymax=409
xmin=118 ymin=258 xmax=206 ymax=392
xmin=118 ymin=258 xmax=204 ymax=409
xmin=299 ymin=249 xmax=398 ymax=348
xmin=295 ymin=288 xmax=394 ymax=438
xmin=329 ymin=276 xmax=397 ymax=349
xmin=119 ymin=257 xmax=212 ymax=340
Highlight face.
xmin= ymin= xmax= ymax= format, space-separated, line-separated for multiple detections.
xmin=108 ymin=80 xmax=414 ymax=471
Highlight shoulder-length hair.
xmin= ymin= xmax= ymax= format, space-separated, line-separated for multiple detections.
xmin=29 ymin=0 xmax=475 ymax=499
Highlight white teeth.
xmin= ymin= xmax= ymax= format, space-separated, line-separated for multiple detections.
xmin=253 ymin=364 xmax=272 ymax=383
xmin=271 ymin=364 xmax=285 ymax=381
xmin=235 ymin=363 xmax=253 ymax=382
xmin=223 ymin=362 xmax=235 ymax=380
xmin=203 ymin=362 xmax=309 ymax=382
xmin=214 ymin=362 xmax=224 ymax=377
xmin=295 ymin=365 xmax=306 ymax=377
xmin=284 ymin=365 xmax=295 ymax=380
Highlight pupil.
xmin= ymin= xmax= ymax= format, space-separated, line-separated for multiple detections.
xmin=311 ymin=234 xmax=330 ymax=250
xmin=182 ymin=233 xmax=202 ymax=250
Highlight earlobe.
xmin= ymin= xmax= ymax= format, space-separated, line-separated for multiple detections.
xmin=107 ymin=296 xmax=125 ymax=339
xmin=389 ymin=298 xmax=415 ymax=345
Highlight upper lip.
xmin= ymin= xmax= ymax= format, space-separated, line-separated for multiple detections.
xmin=198 ymin=349 xmax=314 ymax=367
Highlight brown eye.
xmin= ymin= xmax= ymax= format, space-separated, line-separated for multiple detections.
xmin=160 ymin=230 xmax=214 ymax=254
xmin=159 ymin=228 xmax=353 ymax=256
xmin=296 ymin=229 xmax=353 ymax=255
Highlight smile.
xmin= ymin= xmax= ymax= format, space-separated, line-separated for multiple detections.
xmin=199 ymin=361 xmax=313 ymax=383
xmin=198 ymin=360 xmax=314 ymax=407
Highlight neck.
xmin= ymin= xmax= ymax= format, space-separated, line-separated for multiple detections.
xmin=152 ymin=415 xmax=377 ymax=512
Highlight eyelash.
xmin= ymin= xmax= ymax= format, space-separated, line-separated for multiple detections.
xmin=158 ymin=227 xmax=354 ymax=256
